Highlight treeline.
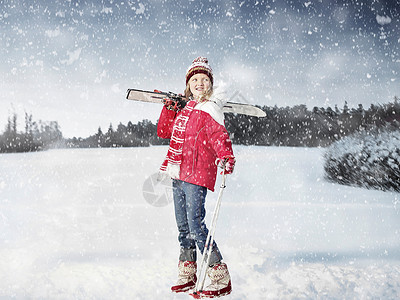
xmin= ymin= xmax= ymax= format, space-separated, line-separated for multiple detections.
xmin=1 ymin=97 xmax=399 ymax=153
xmin=0 ymin=113 xmax=63 ymax=153
xmin=225 ymin=97 xmax=400 ymax=147
xmin=67 ymin=97 xmax=400 ymax=148
xmin=66 ymin=120 xmax=168 ymax=148
xmin=67 ymin=97 xmax=400 ymax=147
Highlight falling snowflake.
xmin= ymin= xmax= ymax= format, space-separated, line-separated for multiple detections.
xmin=376 ymin=15 xmax=392 ymax=26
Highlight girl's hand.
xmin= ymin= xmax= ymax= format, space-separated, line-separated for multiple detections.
xmin=220 ymin=155 xmax=235 ymax=174
xmin=163 ymin=98 xmax=184 ymax=111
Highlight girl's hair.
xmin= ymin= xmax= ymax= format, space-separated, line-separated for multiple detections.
xmin=184 ymin=82 xmax=214 ymax=101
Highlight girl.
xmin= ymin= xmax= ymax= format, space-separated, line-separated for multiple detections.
xmin=157 ymin=57 xmax=235 ymax=298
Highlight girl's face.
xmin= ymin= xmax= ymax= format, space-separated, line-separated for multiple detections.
xmin=188 ymin=73 xmax=211 ymax=100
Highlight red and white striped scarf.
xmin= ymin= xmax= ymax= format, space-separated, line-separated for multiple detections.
xmin=160 ymin=99 xmax=198 ymax=178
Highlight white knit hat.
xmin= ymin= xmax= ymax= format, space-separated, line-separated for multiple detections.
xmin=186 ymin=57 xmax=213 ymax=85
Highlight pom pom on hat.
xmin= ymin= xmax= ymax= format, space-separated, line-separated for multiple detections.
xmin=186 ymin=57 xmax=213 ymax=85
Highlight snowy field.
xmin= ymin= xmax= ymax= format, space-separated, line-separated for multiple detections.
xmin=1 ymin=146 xmax=399 ymax=299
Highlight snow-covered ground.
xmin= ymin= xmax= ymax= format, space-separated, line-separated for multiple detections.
xmin=0 ymin=146 xmax=399 ymax=299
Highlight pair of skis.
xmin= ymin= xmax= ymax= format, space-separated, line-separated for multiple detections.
xmin=125 ymin=88 xmax=266 ymax=117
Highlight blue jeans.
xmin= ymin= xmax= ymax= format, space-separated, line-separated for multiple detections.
xmin=172 ymin=179 xmax=222 ymax=265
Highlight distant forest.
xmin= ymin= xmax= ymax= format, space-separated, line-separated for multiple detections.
xmin=0 ymin=97 xmax=399 ymax=153
xmin=0 ymin=113 xmax=64 ymax=153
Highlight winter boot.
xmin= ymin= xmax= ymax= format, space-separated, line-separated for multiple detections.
xmin=171 ymin=261 xmax=197 ymax=293
xmin=198 ymin=262 xmax=232 ymax=298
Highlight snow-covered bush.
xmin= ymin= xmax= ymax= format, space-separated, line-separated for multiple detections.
xmin=324 ymin=124 xmax=400 ymax=192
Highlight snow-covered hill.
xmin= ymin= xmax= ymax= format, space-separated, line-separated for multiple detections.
xmin=0 ymin=146 xmax=399 ymax=299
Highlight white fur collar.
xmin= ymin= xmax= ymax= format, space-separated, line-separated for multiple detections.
xmin=194 ymin=101 xmax=224 ymax=126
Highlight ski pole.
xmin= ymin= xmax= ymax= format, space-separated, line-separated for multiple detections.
xmin=194 ymin=164 xmax=227 ymax=294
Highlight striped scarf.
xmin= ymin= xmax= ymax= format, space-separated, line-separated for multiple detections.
xmin=160 ymin=99 xmax=198 ymax=178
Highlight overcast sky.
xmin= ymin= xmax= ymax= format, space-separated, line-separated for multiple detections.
xmin=1 ymin=0 xmax=399 ymax=138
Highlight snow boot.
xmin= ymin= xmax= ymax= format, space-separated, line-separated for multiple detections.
xmin=171 ymin=261 xmax=197 ymax=293
xmin=198 ymin=262 xmax=232 ymax=298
